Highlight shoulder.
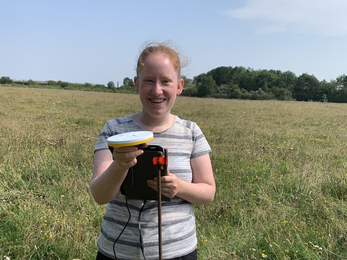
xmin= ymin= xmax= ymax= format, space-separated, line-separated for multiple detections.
xmin=173 ymin=116 xmax=205 ymax=140
xmin=174 ymin=116 xmax=200 ymax=132
xmin=98 ymin=115 xmax=139 ymax=140
xmin=105 ymin=115 xmax=134 ymax=128
xmin=102 ymin=115 xmax=138 ymax=133
xmin=171 ymin=116 xmax=211 ymax=157
xmin=165 ymin=116 xmax=207 ymax=144
xmin=95 ymin=115 xmax=138 ymax=152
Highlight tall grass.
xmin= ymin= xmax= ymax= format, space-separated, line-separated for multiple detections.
xmin=0 ymin=86 xmax=346 ymax=259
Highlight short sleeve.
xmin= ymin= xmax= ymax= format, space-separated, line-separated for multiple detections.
xmin=94 ymin=122 xmax=112 ymax=152
xmin=191 ymin=123 xmax=212 ymax=158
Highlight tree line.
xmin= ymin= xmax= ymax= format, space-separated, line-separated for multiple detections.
xmin=0 ymin=76 xmax=137 ymax=94
xmin=182 ymin=66 xmax=347 ymax=103
xmin=2 ymin=67 xmax=347 ymax=102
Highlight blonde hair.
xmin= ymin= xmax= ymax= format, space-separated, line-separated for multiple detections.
xmin=136 ymin=41 xmax=188 ymax=79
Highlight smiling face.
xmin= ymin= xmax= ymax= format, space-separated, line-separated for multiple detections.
xmin=134 ymin=52 xmax=184 ymax=124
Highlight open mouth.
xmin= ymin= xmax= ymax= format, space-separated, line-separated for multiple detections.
xmin=149 ymin=98 xmax=165 ymax=104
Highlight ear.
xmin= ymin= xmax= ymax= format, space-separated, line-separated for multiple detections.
xmin=176 ymin=78 xmax=184 ymax=95
xmin=134 ymin=77 xmax=139 ymax=93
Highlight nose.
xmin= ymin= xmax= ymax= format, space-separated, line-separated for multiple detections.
xmin=152 ymin=81 xmax=163 ymax=95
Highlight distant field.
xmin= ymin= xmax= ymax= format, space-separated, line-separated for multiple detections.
xmin=0 ymin=86 xmax=346 ymax=259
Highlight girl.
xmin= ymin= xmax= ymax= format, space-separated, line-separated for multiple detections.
xmin=90 ymin=41 xmax=215 ymax=260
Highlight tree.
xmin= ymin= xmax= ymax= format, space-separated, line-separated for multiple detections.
xmin=255 ymin=70 xmax=277 ymax=91
xmin=336 ymin=74 xmax=347 ymax=90
xmin=181 ymin=76 xmax=196 ymax=97
xmin=336 ymin=87 xmax=347 ymax=103
xmin=181 ymin=75 xmax=193 ymax=85
xmin=293 ymin=73 xmax=320 ymax=101
xmin=26 ymin=79 xmax=35 ymax=86
xmin=57 ymin=81 xmax=68 ymax=88
xmin=107 ymin=81 xmax=116 ymax=92
xmin=230 ymin=86 xmax=242 ymax=99
xmin=320 ymin=79 xmax=338 ymax=102
xmin=332 ymin=75 xmax=347 ymax=103
xmin=278 ymin=71 xmax=297 ymax=88
xmin=237 ymin=68 xmax=257 ymax=91
xmin=0 ymin=76 xmax=13 ymax=84
xmin=275 ymin=88 xmax=292 ymax=100
xmin=195 ymin=74 xmax=217 ymax=97
xmin=207 ymin=66 xmax=234 ymax=86
xmin=47 ymin=80 xmax=57 ymax=85
xmin=84 ymin=82 xmax=93 ymax=88
xmin=122 ymin=77 xmax=134 ymax=88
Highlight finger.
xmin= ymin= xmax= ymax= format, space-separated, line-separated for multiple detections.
xmin=147 ymin=179 xmax=159 ymax=187
xmin=147 ymin=180 xmax=157 ymax=191
xmin=114 ymin=146 xmax=139 ymax=153
xmin=160 ymin=175 xmax=174 ymax=183
xmin=160 ymin=188 xmax=175 ymax=198
xmin=113 ymin=148 xmax=143 ymax=160
xmin=139 ymin=143 xmax=147 ymax=149
xmin=126 ymin=157 xmax=138 ymax=167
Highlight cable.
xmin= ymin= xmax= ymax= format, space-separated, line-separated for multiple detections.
xmin=138 ymin=200 xmax=147 ymax=260
xmin=112 ymin=168 xmax=134 ymax=260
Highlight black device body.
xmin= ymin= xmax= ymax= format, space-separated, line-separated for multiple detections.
xmin=111 ymin=145 xmax=170 ymax=201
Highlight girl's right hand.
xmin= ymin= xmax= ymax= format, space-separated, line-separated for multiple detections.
xmin=112 ymin=143 xmax=147 ymax=171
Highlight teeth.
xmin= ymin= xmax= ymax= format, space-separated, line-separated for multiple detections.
xmin=151 ymin=99 xmax=164 ymax=103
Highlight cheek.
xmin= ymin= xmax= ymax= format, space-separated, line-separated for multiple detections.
xmin=138 ymin=85 xmax=150 ymax=95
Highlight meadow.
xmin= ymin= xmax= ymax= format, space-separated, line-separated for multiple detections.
xmin=0 ymin=86 xmax=346 ymax=260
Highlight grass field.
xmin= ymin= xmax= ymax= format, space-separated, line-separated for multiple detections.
xmin=0 ymin=86 xmax=346 ymax=260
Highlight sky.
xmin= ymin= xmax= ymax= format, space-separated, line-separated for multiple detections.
xmin=1 ymin=0 xmax=346 ymax=85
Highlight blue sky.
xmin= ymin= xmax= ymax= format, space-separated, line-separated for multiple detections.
xmin=1 ymin=0 xmax=346 ymax=85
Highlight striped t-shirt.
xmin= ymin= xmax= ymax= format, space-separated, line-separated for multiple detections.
xmin=94 ymin=115 xmax=212 ymax=260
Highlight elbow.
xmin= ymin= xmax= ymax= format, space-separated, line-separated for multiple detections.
xmin=199 ymin=195 xmax=214 ymax=205
xmin=89 ymin=185 xmax=108 ymax=205
xmin=209 ymin=193 xmax=216 ymax=204
xmin=90 ymin=192 xmax=104 ymax=205
xmin=91 ymin=194 xmax=109 ymax=205
xmin=202 ymin=185 xmax=216 ymax=205
xmin=94 ymin=199 xmax=107 ymax=206
xmin=206 ymin=193 xmax=215 ymax=204
xmin=208 ymin=185 xmax=216 ymax=204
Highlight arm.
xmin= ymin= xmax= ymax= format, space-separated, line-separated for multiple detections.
xmin=90 ymin=146 xmax=145 ymax=205
xmin=147 ymin=153 xmax=215 ymax=204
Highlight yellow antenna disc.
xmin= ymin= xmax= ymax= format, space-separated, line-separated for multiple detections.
xmin=107 ymin=131 xmax=154 ymax=148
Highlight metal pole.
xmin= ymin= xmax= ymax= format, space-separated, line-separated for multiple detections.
xmin=157 ymin=151 xmax=163 ymax=260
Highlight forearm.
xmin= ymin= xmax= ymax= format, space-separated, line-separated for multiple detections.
xmin=176 ymin=180 xmax=215 ymax=205
xmin=177 ymin=153 xmax=215 ymax=204
xmin=91 ymin=147 xmax=144 ymax=205
xmin=90 ymin=161 xmax=128 ymax=205
xmin=149 ymin=153 xmax=216 ymax=204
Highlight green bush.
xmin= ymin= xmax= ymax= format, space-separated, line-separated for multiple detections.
xmin=0 ymin=76 xmax=13 ymax=84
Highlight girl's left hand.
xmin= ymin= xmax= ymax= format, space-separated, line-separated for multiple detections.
xmin=147 ymin=172 xmax=181 ymax=198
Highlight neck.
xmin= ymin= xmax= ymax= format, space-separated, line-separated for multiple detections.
xmin=132 ymin=111 xmax=175 ymax=132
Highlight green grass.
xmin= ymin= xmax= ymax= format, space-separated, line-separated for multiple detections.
xmin=0 ymin=86 xmax=346 ymax=259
